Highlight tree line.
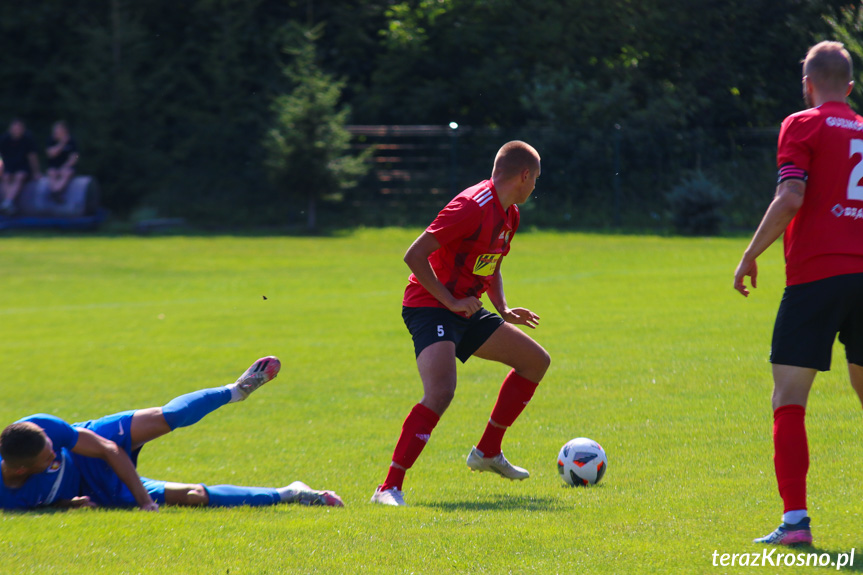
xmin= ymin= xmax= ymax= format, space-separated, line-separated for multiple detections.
xmin=1 ymin=0 xmax=859 ymax=229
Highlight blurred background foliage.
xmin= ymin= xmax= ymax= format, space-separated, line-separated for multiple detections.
xmin=0 ymin=0 xmax=858 ymax=231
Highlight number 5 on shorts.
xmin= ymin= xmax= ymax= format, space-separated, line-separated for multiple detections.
xmin=437 ymin=325 xmax=444 ymax=337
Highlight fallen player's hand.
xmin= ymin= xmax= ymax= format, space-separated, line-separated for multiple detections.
xmin=69 ymin=496 xmax=98 ymax=509
xmin=139 ymin=501 xmax=160 ymax=512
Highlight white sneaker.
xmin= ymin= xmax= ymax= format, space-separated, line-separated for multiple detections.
xmin=279 ymin=481 xmax=344 ymax=507
xmin=370 ymin=485 xmax=407 ymax=506
xmin=466 ymin=446 xmax=530 ymax=480
xmin=230 ymin=356 xmax=281 ymax=401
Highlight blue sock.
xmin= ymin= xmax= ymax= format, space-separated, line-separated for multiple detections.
xmin=204 ymin=484 xmax=283 ymax=507
xmin=162 ymin=387 xmax=232 ymax=430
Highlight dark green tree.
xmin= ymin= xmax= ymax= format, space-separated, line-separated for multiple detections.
xmin=263 ymin=27 xmax=371 ymax=231
xmin=824 ymin=3 xmax=863 ymax=110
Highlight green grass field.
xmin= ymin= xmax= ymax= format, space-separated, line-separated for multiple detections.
xmin=1 ymin=230 xmax=861 ymax=574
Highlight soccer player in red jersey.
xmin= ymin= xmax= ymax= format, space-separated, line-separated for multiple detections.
xmin=371 ymin=141 xmax=551 ymax=506
xmin=734 ymin=41 xmax=863 ymax=545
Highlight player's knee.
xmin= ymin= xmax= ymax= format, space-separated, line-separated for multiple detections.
xmin=538 ymin=347 xmax=551 ymax=373
xmin=527 ymin=347 xmax=551 ymax=383
xmin=184 ymin=485 xmax=209 ymax=506
xmin=424 ymin=388 xmax=456 ymax=415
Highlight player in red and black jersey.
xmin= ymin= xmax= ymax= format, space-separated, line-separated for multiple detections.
xmin=371 ymin=141 xmax=551 ymax=506
xmin=734 ymin=41 xmax=863 ymax=546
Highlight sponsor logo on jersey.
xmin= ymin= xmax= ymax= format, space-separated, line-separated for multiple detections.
xmin=832 ymin=204 xmax=863 ymax=220
xmin=473 ymin=253 xmax=501 ymax=276
xmin=826 ymin=116 xmax=863 ymax=131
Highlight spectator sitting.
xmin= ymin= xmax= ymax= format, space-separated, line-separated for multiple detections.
xmin=0 ymin=118 xmax=41 ymax=215
xmin=45 ymin=121 xmax=79 ymax=200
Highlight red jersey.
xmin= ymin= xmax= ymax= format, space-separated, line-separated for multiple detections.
xmin=777 ymin=101 xmax=863 ymax=285
xmin=403 ymin=180 xmax=520 ymax=312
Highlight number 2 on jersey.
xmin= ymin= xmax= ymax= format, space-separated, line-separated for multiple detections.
xmin=849 ymin=139 xmax=863 ymax=201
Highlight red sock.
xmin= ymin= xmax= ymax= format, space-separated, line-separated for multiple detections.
xmin=381 ymin=403 xmax=440 ymax=491
xmin=476 ymin=370 xmax=539 ymax=457
xmin=773 ymin=404 xmax=808 ymax=513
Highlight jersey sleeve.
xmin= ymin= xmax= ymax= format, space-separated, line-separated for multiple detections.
xmin=426 ymin=196 xmax=481 ymax=246
xmin=776 ymin=114 xmax=818 ymax=182
xmin=19 ymin=414 xmax=79 ymax=450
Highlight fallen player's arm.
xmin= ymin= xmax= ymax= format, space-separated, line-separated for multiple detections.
xmin=487 ymin=264 xmax=540 ymax=328
xmin=71 ymin=428 xmax=158 ymax=511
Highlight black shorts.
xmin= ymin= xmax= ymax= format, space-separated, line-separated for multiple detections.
xmin=402 ymin=306 xmax=505 ymax=363
xmin=771 ymin=272 xmax=863 ymax=371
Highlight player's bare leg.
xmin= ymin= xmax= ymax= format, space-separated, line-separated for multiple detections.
xmin=771 ymin=364 xmax=816 ymax=410
xmin=372 ymin=341 xmax=455 ymax=506
xmin=130 ymin=407 xmax=173 ymax=450
xmin=848 ymin=363 xmax=863 ymax=408
xmin=164 ymin=483 xmax=210 ymax=506
xmin=755 ymin=363 xmax=817 ymax=545
xmin=467 ymin=323 xmax=550 ymax=479
xmin=473 ymin=322 xmax=550 ymax=381
xmin=416 ymin=340 xmax=459 ymax=416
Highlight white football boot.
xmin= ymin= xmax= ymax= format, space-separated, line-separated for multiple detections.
xmin=370 ymin=485 xmax=407 ymax=506
xmin=279 ymin=481 xmax=344 ymax=507
xmin=466 ymin=446 xmax=530 ymax=480
xmin=229 ymin=356 xmax=281 ymax=401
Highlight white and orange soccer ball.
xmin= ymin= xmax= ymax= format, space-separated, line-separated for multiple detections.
xmin=557 ymin=437 xmax=607 ymax=487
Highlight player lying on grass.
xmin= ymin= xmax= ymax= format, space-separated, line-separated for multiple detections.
xmin=0 ymin=357 xmax=343 ymax=511
xmin=371 ymin=141 xmax=551 ymax=506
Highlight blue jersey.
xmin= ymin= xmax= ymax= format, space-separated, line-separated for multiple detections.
xmin=0 ymin=415 xmax=82 ymax=510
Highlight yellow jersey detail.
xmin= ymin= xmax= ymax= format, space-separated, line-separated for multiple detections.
xmin=473 ymin=253 xmax=501 ymax=276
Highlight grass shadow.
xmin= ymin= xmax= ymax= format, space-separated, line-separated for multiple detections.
xmin=422 ymin=494 xmax=562 ymax=513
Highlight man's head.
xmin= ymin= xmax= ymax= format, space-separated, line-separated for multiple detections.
xmin=8 ymin=118 xmax=25 ymax=140
xmin=52 ymin=120 xmax=69 ymax=141
xmin=491 ymin=140 xmax=541 ymax=204
xmin=0 ymin=422 xmax=55 ymax=475
xmin=802 ymin=41 xmax=854 ymax=107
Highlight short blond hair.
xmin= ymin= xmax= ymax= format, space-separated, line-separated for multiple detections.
xmin=803 ymin=41 xmax=853 ymax=93
xmin=492 ymin=141 xmax=540 ymax=180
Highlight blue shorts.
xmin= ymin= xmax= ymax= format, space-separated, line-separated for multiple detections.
xmin=73 ymin=410 xmax=167 ymax=507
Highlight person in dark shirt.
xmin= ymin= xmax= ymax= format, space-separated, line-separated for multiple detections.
xmin=45 ymin=121 xmax=79 ymax=198
xmin=0 ymin=118 xmax=41 ymax=215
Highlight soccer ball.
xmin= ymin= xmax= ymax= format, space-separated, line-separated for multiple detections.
xmin=557 ymin=437 xmax=607 ymax=487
